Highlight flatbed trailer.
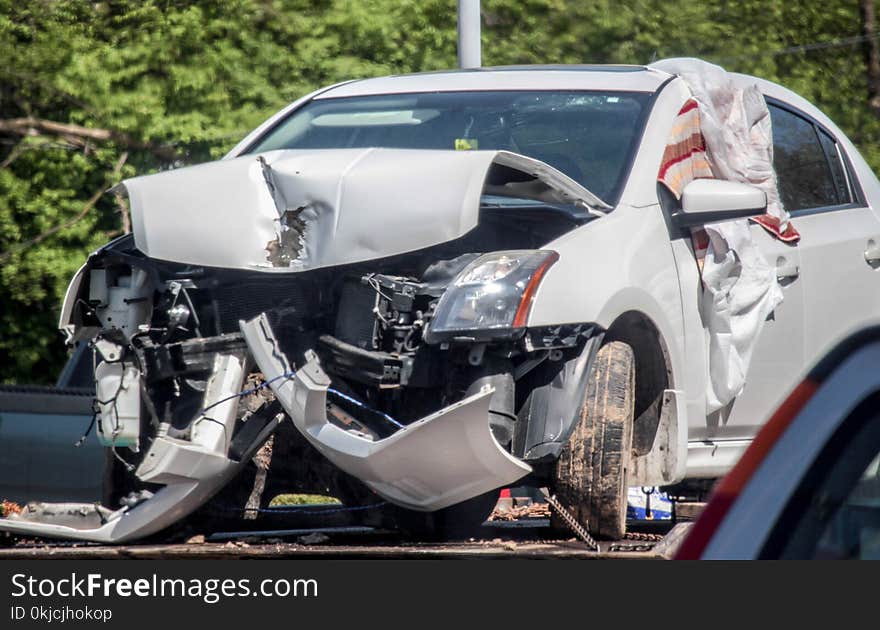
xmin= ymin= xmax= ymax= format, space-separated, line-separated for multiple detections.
xmin=0 ymin=505 xmax=694 ymax=559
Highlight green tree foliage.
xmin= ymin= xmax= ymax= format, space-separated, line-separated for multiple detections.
xmin=1 ymin=0 xmax=877 ymax=383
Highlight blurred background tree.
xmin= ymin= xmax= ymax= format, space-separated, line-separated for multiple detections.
xmin=1 ymin=0 xmax=877 ymax=383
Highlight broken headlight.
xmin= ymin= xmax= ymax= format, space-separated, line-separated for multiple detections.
xmin=424 ymin=250 xmax=559 ymax=343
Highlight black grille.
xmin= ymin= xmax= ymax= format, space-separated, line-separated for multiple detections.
xmin=203 ymin=279 xmax=318 ymax=335
xmin=334 ymin=278 xmax=378 ymax=349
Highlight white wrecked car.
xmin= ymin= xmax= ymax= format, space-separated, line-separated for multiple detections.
xmin=5 ymin=60 xmax=880 ymax=543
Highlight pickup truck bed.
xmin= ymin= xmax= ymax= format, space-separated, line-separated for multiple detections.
xmin=0 ymin=384 xmax=103 ymax=504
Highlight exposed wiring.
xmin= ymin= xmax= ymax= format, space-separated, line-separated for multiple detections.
xmin=372 ymin=306 xmax=390 ymax=326
xmin=365 ymin=274 xmax=394 ymax=302
xmin=91 ymin=355 xmax=128 ymax=441
xmin=198 ymin=370 xmax=406 ymax=431
xmin=111 ymin=446 xmax=136 ymax=472
xmin=199 ymin=370 xmax=298 ymax=416
xmin=91 ymin=352 xmax=134 ymax=463
xmin=74 ymin=344 xmax=100 ymax=447
xmin=327 ymin=387 xmax=405 ymax=430
xmin=194 ymin=415 xmax=229 ymax=445
xmin=402 ymin=320 xmax=423 ymax=352
xmin=180 ymin=286 xmax=203 ymax=338
xmin=73 ymin=410 xmax=98 ymax=447
xmin=224 ymin=501 xmax=387 ymax=516
xmin=719 ymin=31 xmax=880 ymax=63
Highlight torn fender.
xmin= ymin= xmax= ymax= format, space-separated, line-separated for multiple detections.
xmin=241 ymin=313 xmax=533 ymax=511
xmin=121 ymin=148 xmax=608 ymax=272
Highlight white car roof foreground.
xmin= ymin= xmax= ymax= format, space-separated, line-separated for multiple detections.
xmin=314 ymin=65 xmax=673 ymax=98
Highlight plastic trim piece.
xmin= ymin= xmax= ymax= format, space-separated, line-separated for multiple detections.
xmin=240 ymin=313 xmax=532 ymax=511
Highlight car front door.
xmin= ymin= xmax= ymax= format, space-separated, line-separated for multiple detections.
xmin=719 ymin=217 xmax=805 ymax=440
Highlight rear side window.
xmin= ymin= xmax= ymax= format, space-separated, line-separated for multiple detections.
xmin=772 ymin=414 xmax=880 ymax=560
xmin=811 ymin=451 xmax=880 ymax=559
xmin=768 ymin=104 xmax=852 ymax=212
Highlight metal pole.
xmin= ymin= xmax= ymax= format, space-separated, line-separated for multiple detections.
xmin=457 ymin=0 xmax=481 ymax=69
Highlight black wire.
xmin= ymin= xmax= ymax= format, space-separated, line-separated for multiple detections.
xmin=200 ymin=371 xmax=297 ymax=415
xmin=74 ymin=410 xmax=98 ymax=447
xmin=180 ymin=287 xmax=203 ymax=337
xmin=719 ymin=32 xmax=880 ymax=62
xmin=230 ymin=502 xmax=387 ymax=515
xmin=197 ymin=416 xmax=229 ymax=445
xmin=91 ymin=354 xmax=128 ymax=442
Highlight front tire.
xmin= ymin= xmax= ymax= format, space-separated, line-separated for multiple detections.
xmin=553 ymin=340 xmax=634 ymax=540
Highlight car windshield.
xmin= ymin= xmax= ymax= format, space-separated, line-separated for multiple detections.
xmin=245 ymin=90 xmax=652 ymax=204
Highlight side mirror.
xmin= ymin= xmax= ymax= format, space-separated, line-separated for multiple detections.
xmin=672 ymin=179 xmax=767 ymax=228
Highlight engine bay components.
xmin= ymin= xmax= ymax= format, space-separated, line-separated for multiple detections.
xmin=94 ymin=360 xmax=141 ymax=450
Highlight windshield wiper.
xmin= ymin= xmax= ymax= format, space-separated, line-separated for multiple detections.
xmin=479 ymin=195 xmax=594 ymax=223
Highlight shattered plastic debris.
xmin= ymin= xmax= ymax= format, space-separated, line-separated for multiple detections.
xmin=8 ymin=502 xmax=117 ymax=528
xmin=489 ymin=502 xmax=550 ymax=521
xmin=241 ymin=372 xmax=275 ymax=414
xmin=488 ymin=488 xmax=673 ymax=522
xmin=1 ymin=500 xmax=22 ymax=518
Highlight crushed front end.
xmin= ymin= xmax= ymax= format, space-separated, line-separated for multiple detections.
xmin=1 ymin=149 xmax=604 ymax=543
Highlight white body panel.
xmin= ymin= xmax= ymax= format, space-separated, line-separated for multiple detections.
xmin=709 ymin=223 xmax=805 ymax=441
xmin=680 ymin=179 xmax=766 ymax=215
xmin=308 ymin=67 xmax=671 ymax=101
xmin=122 ymin=148 xmax=604 ymax=272
xmin=797 ymin=206 xmax=880 ymax=363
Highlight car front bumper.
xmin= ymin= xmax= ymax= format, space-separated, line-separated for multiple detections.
xmin=240 ymin=313 xmax=532 ymax=512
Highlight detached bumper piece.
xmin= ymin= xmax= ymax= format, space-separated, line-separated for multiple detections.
xmin=241 ymin=313 xmax=532 ymax=511
xmin=0 ymin=340 xmax=258 ymax=544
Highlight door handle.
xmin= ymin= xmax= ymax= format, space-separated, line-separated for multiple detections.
xmin=865 ymin=239 xmax=880 ymax=268
xmin=776 ymin=256 xmax=799 ymax=283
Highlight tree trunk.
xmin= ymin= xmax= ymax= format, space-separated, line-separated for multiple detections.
xmin=860 ymin=0 xmax=880 ymax=113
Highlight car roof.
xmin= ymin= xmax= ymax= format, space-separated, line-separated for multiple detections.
xmin=314 ymin=65 xmax=674 ymax=99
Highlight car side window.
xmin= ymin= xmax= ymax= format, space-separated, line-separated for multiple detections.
xmin=816 ymin=128 xmax=851 ymax=205
xmin=772 ymin=415 xmax=880 ymax=559
xmin=768 ymin=104 xmax=852 ymax=212
xmin=810 ymin=451 xmax=880 ymax=559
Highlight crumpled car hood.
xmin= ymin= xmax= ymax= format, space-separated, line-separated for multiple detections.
xmin=120 ymin=148 xmax=608 ymax=272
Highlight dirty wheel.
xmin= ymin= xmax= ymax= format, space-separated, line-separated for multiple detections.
xmin=553 ymin=340 xmax=634 ymax=540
